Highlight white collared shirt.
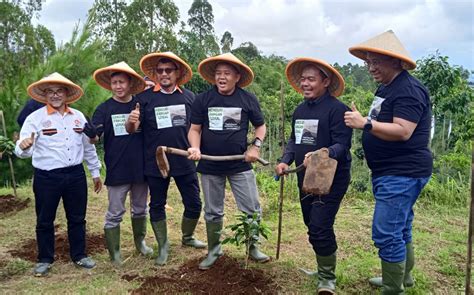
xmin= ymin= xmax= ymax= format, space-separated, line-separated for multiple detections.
xmin=14 ymin=105 xmax=101 ymax=177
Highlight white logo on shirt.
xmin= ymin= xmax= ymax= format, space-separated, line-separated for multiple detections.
xmin=368 ymin=96 xmax=385 ymax=119
xmin=208 ymin=107 xmax=242 ymax=130
xmin=295 ymin=119 xmax=319 ymax=145
xmin=111 ymin=114 xmax=130 ymax=136
xmin=154 ymin=104 xmax=187 ymax=129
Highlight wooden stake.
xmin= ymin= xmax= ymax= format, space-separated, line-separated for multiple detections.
xmin=0 ymin=111 xmax=18 ymax=198
xmin=466 ymin=139 xmax=473 ymax=294
xmin=276 ymin=81 xmax=285 ymax=260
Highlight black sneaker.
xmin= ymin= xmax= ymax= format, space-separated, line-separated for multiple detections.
xmin=74 ymin=257 xmax=96 ymax=269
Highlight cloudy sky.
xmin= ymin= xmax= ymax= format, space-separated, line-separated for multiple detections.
xmin=35 ymin=0 xmax=473 ymax=70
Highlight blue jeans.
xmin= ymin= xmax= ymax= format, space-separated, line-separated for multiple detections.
xmin=372 ymin=175 xmax=430 ymax=262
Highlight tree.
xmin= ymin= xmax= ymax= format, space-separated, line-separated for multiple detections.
xmin=232 ymin=42 xmax=261 ymax=63
xmin=414 ymin=51 xmax=474 ymax=150
xmin=187 ymin=0 xmax=219 ymax=56
xmin=89 ymin=0 xmax=180 ymax=66
xmin=220 ymin=31 xmax=233 ymax=53
xmin=0 ymin=1 xmax=54 ymax=83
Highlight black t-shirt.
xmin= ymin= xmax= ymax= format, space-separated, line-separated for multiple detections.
xmin=362 ymin=70 xmax=433 ymax=178
xmin=136 ymin=87 xmax=196 ymax=177
xmin=92 ymin=97 xmax=145 ymax=186
xmin=190 ymin=86 xmax=265 ymax=175
xmin=281 ymin=91 xmax=352 ymax=185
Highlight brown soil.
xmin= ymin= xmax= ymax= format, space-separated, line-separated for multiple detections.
xmin=0 ymin=194 xmax=30 ymax=216
xmin=8 ymin=230 xmax=106 ymax=262
xmin=124 ymin=255 xmax=278 ymax=294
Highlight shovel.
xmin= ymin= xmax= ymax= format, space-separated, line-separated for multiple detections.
xmin=156 ymin=146 xmax=270 ymax=178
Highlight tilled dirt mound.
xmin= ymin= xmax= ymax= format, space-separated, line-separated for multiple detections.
xmin=0 ymin=194 xmax=30 ymax=216
xmin=8 ymin=231 xmax=106 ymax=262
xmin=123 ymin=255 xmax=278 ymax=294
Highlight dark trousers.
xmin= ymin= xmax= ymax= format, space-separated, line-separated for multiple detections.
xmin=147 ymin=173 xmax=202 ymax=222
xmin=298 ymin=169 xmax=349 ymax=256
xmin=33 ymin=165 xmax=88 ymax=263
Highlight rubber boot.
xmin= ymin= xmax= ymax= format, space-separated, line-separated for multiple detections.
xmin=381 ymin=260 xmax=405 ymax=295
xmin=403 ymin=243 xmax=415 ymax=287
xmin=104 ymin=226 xmax=122 ymax=266
xmin=151 ymin=220 xmax=169 ymax=266
xmin=248 ymin=243 xmax=270 ymax=263
xmin=316 ymin=252 xmax=337 ymax=295
xmin=199 ymin=221 xmax=223 ymax=270
xmin=131 ymin=217 xmax=153 ymax=256
xmin=181 ymin=216 xmax=206 ymax=248
xmin=369 ymin=243 xmax=415 ymax=288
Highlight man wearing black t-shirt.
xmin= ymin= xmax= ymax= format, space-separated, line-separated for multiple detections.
xmin=126 ymin=52 xmax=205 ymax=266
xmin=91 ymin=62 xmax=153 ymax=266
xmin=188 ymin=53 xmax=269 ymax=270
xmin=275 ymin=57 xmax=351 ymax=294
xmin=345 ymin=31 xmax=433 ymax=294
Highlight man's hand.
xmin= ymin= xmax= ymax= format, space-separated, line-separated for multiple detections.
xmin=93 ymin=177 xmax=102 ymax=193
xmin=83 ymin=116 xmax=102 ymax=139
xmin=275 ymin=162 xmax=289 ymax=176
xmin=344 ymin=102 xmax=366 ymax=129
xmin=19 ymin=132 xmax=35 ymax=150
xmin=244 ymin=145 xmax=260 ymax=163
xmin=187 ymin=147 xmax=201 ymax=161
xmin=128 ymin=103 xmax=140 ymax=125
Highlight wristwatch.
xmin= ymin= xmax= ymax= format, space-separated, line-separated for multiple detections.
xmin=251 ymin=137 xmax=263 ymax=148
xmin=363 ymin=116 xmax=373 ymax=132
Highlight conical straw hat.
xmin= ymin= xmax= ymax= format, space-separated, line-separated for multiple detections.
xmin=93 ymin=61 xmax=145 ymax=95
xmin=349 ymin=30 xmax=416 ymax=70
xmin=140 ymin=52 xmax=192 ymax=86
xmin=198 ymin=53 xmax=254 ymax=88
xmin=285 ymin=57 xmax=345 ymax=97
xmin=27 ymin=72 xmax=83 ymax=104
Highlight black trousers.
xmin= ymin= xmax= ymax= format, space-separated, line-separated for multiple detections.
xmin=33 ymin=164 xmax=88 ymax=263
xmin=147 ymin=173 xmax=202 ymax=222
xmin=297 ymin=169 xmax=350 ymax=257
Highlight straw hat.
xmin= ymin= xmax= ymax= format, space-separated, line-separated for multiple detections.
xmin=93 ymin=61 xmax=145 ymax=95
xmin=27 ymin=72 xmax=83 ymax=104
xmin=198 ymin=53 xmax=254 ymax=88
xmin=285 ymin=57 xmax=345 ymax=97
xmin=349 ymin=30 xmax=416 ymax=70
xmin=140 ymin=52 xmax=192 ymax=86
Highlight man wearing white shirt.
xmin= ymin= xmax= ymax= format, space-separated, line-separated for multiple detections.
xmin=15 ymin=73 xmax=102 ymax=277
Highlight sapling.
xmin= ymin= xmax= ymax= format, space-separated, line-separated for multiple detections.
xmin=223 ymin=212 xmax=271 ymax=269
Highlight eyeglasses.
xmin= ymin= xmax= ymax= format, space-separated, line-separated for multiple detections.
xmin=155 ymin=68 xmax=177 ymax=75
xmin=364 ymin=58 xmax=392 ymax=69
xmin=44 ymin=88 xmax=66 ymax=96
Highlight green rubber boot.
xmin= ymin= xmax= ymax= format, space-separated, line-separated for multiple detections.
xmin=199 ymin=221 xmax=223 ymax=270
xmin=248 ymin=243 xmax=270 ymax=263
xmin=381 ymin=260 xmax=406 ymax=295
xmin=181 ymin=216 xmax=206 ymax=248
xmin=151 ymin=220 xmax=169 ymax=266
xmin=104 ymin=226 xmax=122 ymax=266
xmin=316 ymin=252 xmax=337 ymax=295
xmin=369 ymin=243 xmax=415 ymax=288
xmin=131 ymin=217 xmax=153 ymax=256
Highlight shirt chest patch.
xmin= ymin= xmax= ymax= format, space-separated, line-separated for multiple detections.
xmin=368 ymin=96 xmax=385 ymax=119
xmin=295 ymin=119 xmax=319 ymax=145
xmin=208 ymin=107 xmax=242 ymax=131
xmin=111 ymin=113 xmax=130 ymax=136
xmin=42 ymin=128 xmax=58 ymax=136
xmin=154 ymin=104 xmax=187 ymax=129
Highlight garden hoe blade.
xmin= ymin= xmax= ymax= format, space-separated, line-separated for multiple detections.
xmin=156 ymin=146 xmax=170 ymax=178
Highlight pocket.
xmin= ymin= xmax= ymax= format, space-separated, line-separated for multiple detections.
xmin=42 ymin=128 xmax=58 ymax=136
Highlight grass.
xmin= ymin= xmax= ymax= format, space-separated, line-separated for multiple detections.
xmin=0 ymin=175 xmax=471 ymax=294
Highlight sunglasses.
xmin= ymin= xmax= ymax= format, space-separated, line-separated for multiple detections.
xmin=156 ymin=68 xmax=177 ymax=75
